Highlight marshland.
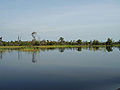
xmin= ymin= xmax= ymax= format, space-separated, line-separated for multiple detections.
xmin=1 ymin=0 xmax=120 ymax=90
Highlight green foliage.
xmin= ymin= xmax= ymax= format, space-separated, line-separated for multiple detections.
xmin=92 ymin=40 xmax=100 ymax=45
xmin=34 ymin=41 xmax=40 ymax=46
xmin=58 ymin=37 xmax=65 ymax=45
xmin=76 ymin=39 xmax=82 ymax=45
xmin=40 ymin=40 xmax=47 ymax=45
xmin=106 ymin=38 xmax=113 ymax=45
xmin=0 ymin=37 xmax=119 ymax=46
xmin=106 ymin=46 xmax=113 ymax=52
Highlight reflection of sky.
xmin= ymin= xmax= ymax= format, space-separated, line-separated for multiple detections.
xmin=0 ymin=48 xmax=120 ymax=68
xmin=0 ymin=0 xmax=120 ymax=41
xmin=0 ymin=48 xmax=120 ymax=89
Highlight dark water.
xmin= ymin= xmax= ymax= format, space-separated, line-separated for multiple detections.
xmin=0 ymin=47 xmax=120 ymax=90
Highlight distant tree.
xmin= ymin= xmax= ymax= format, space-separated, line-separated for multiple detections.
xmin=92 ymin=40 xmax=100 ymax=45
xmin=89 ymin=40 xmax=92 ymax=45
xmin=17 ymin=36 xmax=21 ymax=46
xmin=76 ymin=39 xmax=82 ymax=45
xmin=58 ymin=37 xmax=65 ymax=45
xmin=31 ymin=32 xmax=37 ymax=46
xmin=40 ymin=40 xmax=47 ymax=45
xmin=106 ymin=38 xmax=113 ymax=45
xmin=118 ymin=40 xmax=120 ymax=44
xmin=0 ymin=36 xmax=3 ymax=46
xmin=0 ymin=36 xmax=2 ymax=41
xmin=31 ymin=32 xmax=37 ymax=40
xmin=48 ymin=41 xmax=54 ymax=45
xmin=34 ymin=41 xmax=40 ymax=46
xmin=83 ymin=41 xmax=89 ymax=45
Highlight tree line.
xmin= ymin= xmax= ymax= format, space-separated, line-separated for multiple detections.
xmin=0 ymin=32 xmax=120 ymax=46
xmin=0 ymin=37 xmax=120 ymax=46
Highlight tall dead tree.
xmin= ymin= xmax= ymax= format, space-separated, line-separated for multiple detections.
xmin=0 ymin=36 xmax=2 ymax=46
xmin=17 ymin=36 xmax=21 ymax=46
xmin=31 ymin=32 xmax=37 ymax=45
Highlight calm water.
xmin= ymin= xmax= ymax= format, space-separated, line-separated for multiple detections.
xmin=0 ymin=47 xmax=120 ymax=90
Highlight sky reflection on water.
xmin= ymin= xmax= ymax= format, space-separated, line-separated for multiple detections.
xmin=0 ymin=47 xmax=120 ymax=90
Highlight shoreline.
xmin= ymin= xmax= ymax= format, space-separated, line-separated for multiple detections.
xmin=0 ymin=45 xmax=119 ymax=52
xmin=0 ymin=45 xmax=119 ymax=49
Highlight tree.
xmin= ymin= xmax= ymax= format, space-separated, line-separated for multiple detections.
xmin=0 ymin=36 xmax=3 ymax=46
xmin=58 ymin=37 xmax=65 ymax=45
xmin=89 ymin=40 xmax=92 ymax=45
xmin=92 ymin=40 xmax=100 ymax=45
xmin=106 ymin=38 xmax=113 ymax=45
xmin=40 ymin=40 xmax=47 ymax=45
xmin=31 ymin=32 xmax=37 ymax=40
xmin=76 ymin=39 xmax=82 ymax=45
xmin=34 ymin=41 xmax=40 ymax=46
xmin=118 ymin=40 xmax=120 ymax=44
xmin=0 ymin=36 xmax=2 ymax=41
xmin=31 ymin=32 xmax=37 ymax=46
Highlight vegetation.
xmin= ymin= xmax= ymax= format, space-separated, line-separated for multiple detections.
xmin=0 ymin=37 xmax=120 ymax=46
xmin=0 ymin=32 xmax=120 ymax=47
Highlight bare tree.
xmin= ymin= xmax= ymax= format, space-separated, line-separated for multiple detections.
xmin=31 ymin=32 xmax=37 ymax=45
xmin=0 ymin=36 xmax=2 ymax=45
xmin=18 ymin=36 xmax=21 ymax=42
xmin=31 ymin=32 xmax=37 ymax=40
xmin=17 ymin=36 xmax=22 ymax=46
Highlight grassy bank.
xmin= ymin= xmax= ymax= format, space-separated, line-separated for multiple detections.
xmin=0 ymin=45 xmax=85 ymax=51
xmin=0 ymin=45 xmax=87 ymax=49
xmin=0 ymin=45 xmax=120 ymax=49
xmin=0 ymin=45 xmax=119 ymax=52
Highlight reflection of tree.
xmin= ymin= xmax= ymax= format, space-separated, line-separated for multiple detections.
xmin=0 ymin=51 xmax=3 ymax=59
xmin=76 ymin=47 xmax=82 ymax=52
xmin=89 ymin=47 xmax=92 ymax=51
xmin=32 ymin=51 xmax=37 ymax=63
xmin=18 ymin=51 xmax=20 ymax=60
xmin=0 ymin=51 xmax=5 ymax=60
xmin=93 ymin=47 xmax=100 ymax=51
xmin=118 ymin=47 xmax=120 ymax=51
xmin=95 ymin=47 xmax=99 ymax=51
xmin=58 ymin=48 xmax=65 ymax=52
xmin=106 ymin=46 xmax=113 ymax=52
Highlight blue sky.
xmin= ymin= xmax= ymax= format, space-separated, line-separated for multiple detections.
xmin=0 ymin=0 xmax=120 ymax=41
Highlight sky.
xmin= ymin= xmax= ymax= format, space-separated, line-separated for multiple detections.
xmin=0 ymin=0 xmax=120 ymax=41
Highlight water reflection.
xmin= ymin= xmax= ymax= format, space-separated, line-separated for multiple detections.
xmin=58 ymin=48 xmax=65 ymax=52
xmin=118 ymin=47 xmax=120 ymax=51
xmin=18 ymin=51 xmax=20 ymax=60
xmin=106 ymin=46 xmax=113 ymax=52
xmin=0 ymin=47 xmax=120 ymax=90
xmin=0 ymin=46 xmax=119 ymax=62
xmin=0 ymin=50 xmax=5 ymax=60
xmin=32 ymin=51 xmax=37 ymax=63
xmin=39 ymin=47 xmax=114 ymax=52
xmin=0 ymin=51 xmax=3 ymax=59
xmin=76 ymin=47 xmax=82 ymax=51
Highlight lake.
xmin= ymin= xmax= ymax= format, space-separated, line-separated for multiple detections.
xmin=0 ymin=47 xmax=120 ymax=90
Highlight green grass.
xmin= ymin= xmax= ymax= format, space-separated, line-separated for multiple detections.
xmin=0 ymin=45 xmax=88 ymax=49
xmin=0 ymin=46 xmax=26 ymax=49
xmin=0 ymin=45 xmax=119 ymax=51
